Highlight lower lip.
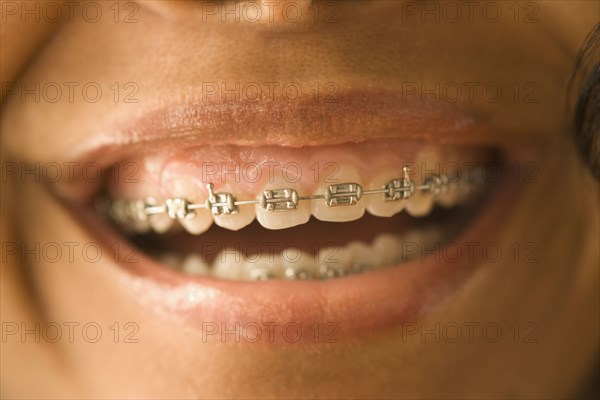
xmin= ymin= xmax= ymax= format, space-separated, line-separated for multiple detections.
xmin=77 ymin=171 xmax=518 ymax=345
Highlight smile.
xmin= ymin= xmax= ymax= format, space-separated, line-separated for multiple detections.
xmin=55 ymin=93 xmax=521 ymax=339
xmin=104 ymin=148 xmax=490 ymax=281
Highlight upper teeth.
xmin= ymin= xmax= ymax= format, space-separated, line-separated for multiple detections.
xmin=105 ymin=167 xmax=484 ymax=234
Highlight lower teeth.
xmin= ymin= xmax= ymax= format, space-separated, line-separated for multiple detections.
xmin=152 ymin=227 xmax=444 ymax=281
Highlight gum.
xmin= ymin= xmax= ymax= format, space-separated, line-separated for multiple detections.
xmin=107 ymin=139 xmax=493 ymax=202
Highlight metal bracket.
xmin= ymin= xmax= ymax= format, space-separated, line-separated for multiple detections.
xmin=384 ymin=167 xmax=415 ymax=201
xmin=260 ymin=188 xmax=299 ymax=211
xmin=165 ymin=198 xmax=195 ymax=219
xmin=206 ymin=183 xmax=239 ymax=216
xmin=324 ymin=183 xmax=363 ymax=206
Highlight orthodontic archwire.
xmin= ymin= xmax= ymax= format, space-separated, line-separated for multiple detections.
xmin=105 ymin=166 xmax=485 ymax=225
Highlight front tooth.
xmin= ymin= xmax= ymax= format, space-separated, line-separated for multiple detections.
xmin=311 ymin=167 xmax=365 ymax=222
xmin=211 ymin=248 xmax=244 ymax=280
xmin=255 ymin=181 xmax=311 ymax=230
xmin=366 ymin=167 xmax=407 ymax=217
xmin=182 ymin=254 xmax=210 ymax=276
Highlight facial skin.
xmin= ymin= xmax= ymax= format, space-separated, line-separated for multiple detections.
xmin=1 ymin=1 xmax=598 ymax=399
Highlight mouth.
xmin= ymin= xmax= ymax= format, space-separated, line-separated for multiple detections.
xmin=55 ymin=94 xmax=522 ymax=342
xmin=102 ymin=140 xmax=494 ymax=281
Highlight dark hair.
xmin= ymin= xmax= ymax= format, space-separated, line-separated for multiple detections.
xmin=569 ymin=23 xmax=600 ymax=181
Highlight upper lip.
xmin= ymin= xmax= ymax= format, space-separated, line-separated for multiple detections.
xmin=70 ymin=90 xmax=516 ymax=169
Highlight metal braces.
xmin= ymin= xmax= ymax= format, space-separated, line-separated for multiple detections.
xmin=108 ymin=167 xmax=480 ymax=225
xmin=249 ymin=263 xmax=365 ymax=281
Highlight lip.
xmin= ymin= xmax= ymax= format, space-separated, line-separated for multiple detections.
xmin=54 ymin=91 xmax=529 ymax=344
xmin=66 ymin=90 xmax=529 ymax=169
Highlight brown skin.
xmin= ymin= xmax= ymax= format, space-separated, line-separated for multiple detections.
xmin=1 ymin=1 xmax=598 ymax=398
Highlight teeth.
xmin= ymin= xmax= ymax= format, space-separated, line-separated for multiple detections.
xmin=317 ymin=244 xmax=350 ymax=279
xmin=255 ymin=181 xmax=310 ymax=230
xmin=372 ymin=233 xmax=404 ymax=266
xmin=256 ymin=201 xmax=311 ymax=230
xmin=211 ymin=248 xmax=244 ymax=280
xmin=107 ymin=198 xmax=153 ymax=234
xmin=179 ymin=210 xmax=214 ymax=235
xmin=212 ymin=185 xmax=256 ymax=231
xmin=451 ymin=166 xmax=485 ymax=204
xmin=182 ymin=254 xmax=210 ymax=276
xmin=405 ymin=189 xmax=435 ymax=216
xmin=311 ymin=167 xmax=365 ymax=222
xmin=149 ymin=212 xmax=174 ymax=233
xmin=153 ymin=227 xmax=447 ymax=281
xmin=405 ymin=148 xmax=439 ymax=217
xmin=344 ymin=241 xmax=375 ymax=272
xmin=241 ymin=255 xmax=282 ymax=281
xmin=116 ymin=148 xmax=488 ymax=282
xmin=436 ymin=182 xmax=461 ymax=208
xmin=111 ymin=154 xmax=485 ymax=232
xmin=434 ymin=150 xmax=462 ymax=209
xmin=282 ymin=250 xmax=319 ymax=280
xmin=166 ymin=176 xmax=215 ymax=235
xmin=366 ymin=167 xmax=407 ymax=217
